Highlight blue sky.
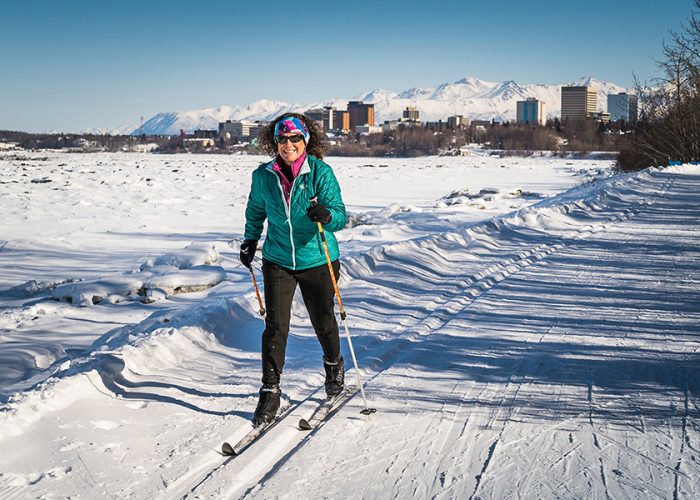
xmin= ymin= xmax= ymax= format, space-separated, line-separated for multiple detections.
xmin=0 ymin=0 xmax=693 ymax=132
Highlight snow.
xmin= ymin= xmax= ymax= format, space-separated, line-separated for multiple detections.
xmin=0 ymin=151 xmax=699 ymax=499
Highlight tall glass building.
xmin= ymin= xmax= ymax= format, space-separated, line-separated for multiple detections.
xmin=517 ymin=98 xmax=545 ymax=125
xmin=607 ymin=93 xmax=638 ymax=125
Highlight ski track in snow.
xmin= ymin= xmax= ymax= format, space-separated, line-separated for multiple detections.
xmin=0 ymin=153 xmax=699 ymax=499
xmin=236 ymin=168 xmax=700 ymax=499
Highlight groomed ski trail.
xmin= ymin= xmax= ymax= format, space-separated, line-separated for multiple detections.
xmin=242 ymin=167 xmax=700 ymax=499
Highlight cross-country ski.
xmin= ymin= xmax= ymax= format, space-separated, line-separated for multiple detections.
xmin=221 ymin=402 xmax=292 ymax=457
xmin=298 ymin=386 xmax=358 ymax=431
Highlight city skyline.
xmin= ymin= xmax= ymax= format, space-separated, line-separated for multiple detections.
xmin=1 ymin=0 xmax=693 ymax=132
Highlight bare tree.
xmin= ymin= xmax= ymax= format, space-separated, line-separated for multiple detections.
xmin=618 ymin=0 xmax=700 ymax=169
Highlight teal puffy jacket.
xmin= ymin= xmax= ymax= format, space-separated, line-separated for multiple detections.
xmin=243 ymin=154 xmax=347 ymax=270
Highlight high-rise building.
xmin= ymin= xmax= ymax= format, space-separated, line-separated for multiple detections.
xmin=305 ymin=108 xmax=326 ymax=129
xmin=322 ymin=106 xmax=335 ymax=131
xmin=403 ymin=106 xmax=420 ymax=122
xmin=305 ymin=106 xmax=339 ymax=131
xmin=331 ymin=110 xmax=349 ymax=132
xmin=516 ymin=98 xmax=546 ymax=125
xmin=607 ymin=93 xmax=638 ymax=125
xmin=561 ymin=86 xmax=597 ymax=121
xmin=249 ymin=122 xmax=267 ymax=140
xmin=347 ymin=101 xmax=375 ymax=130
xmin=218 ymin=120 xmax=266 ymax=142
xmin=447 ymin=115 xmax=469 ymax=129
xmin=219 ymin=120 xmax=254 ymax=142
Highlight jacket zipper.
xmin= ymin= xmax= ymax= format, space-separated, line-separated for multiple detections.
xmin=271 ymin=170 xmax=302 ymax=270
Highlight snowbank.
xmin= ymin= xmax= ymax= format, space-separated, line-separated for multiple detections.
xmin=51 ymin=243 xmax=225 ymax=306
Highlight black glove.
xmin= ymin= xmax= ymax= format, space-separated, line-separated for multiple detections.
xmin=239 ymin=239 xmax=257 ymax=268
xmin=307 ymin=203 xmax=332 ymax=225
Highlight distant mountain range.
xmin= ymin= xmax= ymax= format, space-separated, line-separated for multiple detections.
xmin=100 ymin=76 xmax=628 ymax=136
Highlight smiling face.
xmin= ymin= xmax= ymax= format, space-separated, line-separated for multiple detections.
xmin=276 ymin=133 xmax=306 ymax=165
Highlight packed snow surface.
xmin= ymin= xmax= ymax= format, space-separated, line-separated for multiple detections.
xmin=0 ymin=152 xmax=698 ymax=499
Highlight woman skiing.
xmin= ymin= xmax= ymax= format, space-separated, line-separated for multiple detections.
xmin=239 ymin=113 xmax=347 ymax=426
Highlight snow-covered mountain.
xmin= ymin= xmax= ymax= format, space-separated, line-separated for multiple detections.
xmin=125 ymin=76 xmax=628 ymax=135
xmin=84 ymin=123 xmax=139 ymax=136
xmin=134 ymin=100 xmax=299 ymax=136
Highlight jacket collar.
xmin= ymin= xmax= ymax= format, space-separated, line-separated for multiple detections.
xmin=265 ymin=155 xmax=311 ymax=175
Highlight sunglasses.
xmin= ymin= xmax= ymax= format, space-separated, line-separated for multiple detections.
xmin=276 ymin=134 xmax=305 ymax=145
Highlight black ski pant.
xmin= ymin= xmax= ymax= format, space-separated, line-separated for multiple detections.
xmin=260 ymin=258 xmax=341 ymax=385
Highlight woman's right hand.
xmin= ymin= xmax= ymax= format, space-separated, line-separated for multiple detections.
xmin=239 ymin=240 xmax=258 ymax=268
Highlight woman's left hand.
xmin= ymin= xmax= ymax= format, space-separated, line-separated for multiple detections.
xmin=307 ymin=203 xmax=332 ymax=225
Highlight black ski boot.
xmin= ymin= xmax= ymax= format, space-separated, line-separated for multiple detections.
xmin=253 ymin=384 xmax=281 ymax=426
xmin=323 ymin=355 xmax=345 ymax=398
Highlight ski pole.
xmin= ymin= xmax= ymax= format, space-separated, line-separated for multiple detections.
xmin=233 ymin=238 xmax=265 ymax=316
xmin=310 ymin=198 xmax=376 ymax=416
xmin=248 ymin=265 xmax=266 ymax=316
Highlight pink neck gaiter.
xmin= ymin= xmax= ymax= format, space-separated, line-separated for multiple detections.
xmin=273 ymin=152 xmax=306 ymax=204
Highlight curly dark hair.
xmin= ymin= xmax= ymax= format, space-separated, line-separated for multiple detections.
xmin=256 ymin=112 xmax=329 ymax=159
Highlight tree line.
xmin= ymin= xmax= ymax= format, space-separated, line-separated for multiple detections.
xmin=0 ymin=130 xmax=170 ymax=152
xmin=327 ymin=119 xmax=623 ymax=158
